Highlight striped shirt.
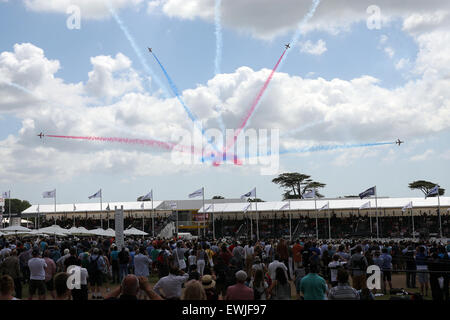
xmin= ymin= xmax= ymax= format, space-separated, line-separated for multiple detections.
xmin=328 ymin=284 xmax=360 ymax=300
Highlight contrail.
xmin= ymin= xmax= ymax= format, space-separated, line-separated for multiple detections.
xmin=106 ymin=0 xmax=170 ymax=97
xmin=279 ymin=141 xmax=395 ymax=155
xmin=1 ymin=81 xmax=36 ymax=97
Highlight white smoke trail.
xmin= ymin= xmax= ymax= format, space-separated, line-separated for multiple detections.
xmin=105 ymin=1 xmax=170 ymax=98
xmin=214 ymin=0 xmax=223 ymax=75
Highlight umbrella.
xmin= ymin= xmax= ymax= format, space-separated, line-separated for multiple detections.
xmin=124 ymin=227 xmax=148 ymax=236
xmin=87 ymin=228 xmax=109 ymax=237
xmin=68 ymin=227 xmax=91 ymax=236
xmin=39 ymin=225 xmax=70 ymax=235
xmin=0 ymin=226 xmax=32 ymax=233
xmin=104 ymin=228 xmax=116 ymax=237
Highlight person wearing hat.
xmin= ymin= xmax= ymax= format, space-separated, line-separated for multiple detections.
xmin=225 ymin=270 xmax=254 ymax=300
xmin=201 ymin=274 xmax=218 ymax=300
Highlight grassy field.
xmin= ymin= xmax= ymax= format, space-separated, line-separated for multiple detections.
xmin=16 ymin=272 xmax=432 ymax=300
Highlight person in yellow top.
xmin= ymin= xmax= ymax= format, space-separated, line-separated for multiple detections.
xmin=205 ymin=245 xmax=215 ymax=268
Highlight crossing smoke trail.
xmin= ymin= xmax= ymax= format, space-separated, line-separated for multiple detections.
xmin=106 ymin=1 xmax=170 ymax=97
xmin=213 ymin=0 xmax=322 ymax=165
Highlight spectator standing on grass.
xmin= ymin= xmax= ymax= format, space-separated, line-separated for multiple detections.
xmin=328 ymin=269 xmax=359 ymax=300
xmin=268 ymin=267 xmax=291 ymax=300
xmin=268 ymin=254 xmax=288 ymax=282
xmin=88 ymin=248 xmax=105 ymax=300
xmin=118 ymin=247 xmax=130 ymax=282
xmin=380 ymin=248 xmax=393 ymax=294
xmin=299 ymin=264 xmax=327 ymax=300
xmin=110 ymin=245 xmax=119 ymax=284
xmin=415 ymin=245 xmax=429 ymax=297
xmin=404 ymin=245 xmax=417 ymax=288
xmin=153 ymin=266 xmax=189 ymax=300
xmin=348 ymin=245 xmax=368 ymax=291
xmin=0 ymin=275 xmax=19 ymax=300
xmin=134 ymin=247 xmax=152 ymax=277
xmin=28 ymin=249 xmax=47 ymax=300
xmin=249 ymin=269 xmax=268 ymax=300
xmin=69 ymin=263 xmax=89 ymax=301
xmin=225 ymin=270 xmax=254 ymax=300
xmin=0 ymin=250 xmax=22 ymax=299
xmin=43 ymin=250 xmax=57 ymax=299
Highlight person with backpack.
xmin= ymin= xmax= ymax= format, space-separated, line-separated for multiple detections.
xmin=249 ymin=269 xmax=268 ymax=300
xmin=88 ymin=248 xmax=105 ymax=299
xmin=348 ymin=245 xmax=368 ymax=291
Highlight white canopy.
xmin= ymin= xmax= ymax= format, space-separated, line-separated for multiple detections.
xmin=124 ymin=227 xmax=148 ymax=236
xmin=38 ymin=225 xmax=70 ymax=235
xmin=0 ymin=226 xmax=31 ymax=233
xmin=67 ymin=226 xmax=91 ymax=236
xmin=87 ymin=228 xmax=110 ymax=237
xmin=104 ymin=228 xmax=116 ymax=237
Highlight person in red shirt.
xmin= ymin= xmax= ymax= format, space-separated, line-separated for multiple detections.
xmin=292 ymin=240 xmax=304 ymax=269
xmin=225 ymin=270 xmax=254 ymax=300
xmin=219 ymin=244 xmax=232 ymax=266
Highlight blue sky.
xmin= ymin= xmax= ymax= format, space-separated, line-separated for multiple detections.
xmin=0 ymin=1 xmax=449 ymax=205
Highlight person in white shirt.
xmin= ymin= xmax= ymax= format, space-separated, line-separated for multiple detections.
xmin=28 ymin=249 xmax=47 ymax=300
xmin=153 ymin=266 xmax=189 ymax=300
xmin=244 ymin=241 xmax=254 ymax=275
xmin=328 ymin=254 xmax=344 ymax=287
xmin=67 ymin=264 xmax=89 ymax=300
xmin=268 ymin=254 xmax=288 ymax=281
xmin=134 ymin=248 xmax=152 ymax=277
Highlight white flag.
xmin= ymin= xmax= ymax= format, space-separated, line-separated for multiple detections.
xmin=2 ymin=191 xmax=10 ymax=199
xmin=319 ymin=202 xmax=329 ymax=211
xmin=402 ymin=201 xmax=413 ymax=212
xmin=204 ymin=204 xmax=212 ymax=212
xmin=303 ymin=189 xmax=316 ymax=199
xmin=189 ymin=188 xmax=204 ymax=198
xmin=359 ymin=201 xmax=371 ymax=210
xmin=243 ymin=203 xmax=252 ymax=213
xmin=280 ymin=203 xmax=290 ymax=210
xmin=42 ymin=189 xmax=56 ymax=198
xmin=241 ymin=188 xmax=256 ymax=199
xmin=141 ymin=190 xmax=153 ymax=201
xmin=88 ymin=189 xmax=102 ymax=199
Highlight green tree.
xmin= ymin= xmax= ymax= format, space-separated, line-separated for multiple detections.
xmin=248 ymin=198 xmax=264 ymax=202
xmin=408 ymin=180 xmax=445 ymax=197
xmin=272 ymin=173 xmax=326 ymax=200
xmin=212 ymin=196 xmax=225 ymax=199
xmin=3 ymin=198 xmax=31 ymax=214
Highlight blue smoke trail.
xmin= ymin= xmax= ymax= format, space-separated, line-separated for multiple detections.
xmin=106 ymin=1 xmax=170 ymax=98
xmin=279 ymin=141 xmax=395 ymax=155
xmin=214 ymin=0 xmax=223 ymax=75
xmin=214 ymin=0 xmax=226 ymax=136
xmin=1 ymin=81 xmax=36 ymax=96
xmin=239 ymin=0 xmax=321 ymax=132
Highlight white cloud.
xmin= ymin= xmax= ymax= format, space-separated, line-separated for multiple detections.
xmin=410 ymin=149 xmax=434 ymax=161
xmin=22 ymin=0 xmax=144 ymax=19
xmin=395 ymin=58 xmax=411 ymax=70
xmin=384 ymin=47 xmax=395 ymax=58
xmin=299 ymin=39 xmax=327 ymax=56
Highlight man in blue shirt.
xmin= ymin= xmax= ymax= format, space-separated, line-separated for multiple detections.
xmin=380 ymin=248 xmax=392 ymax=294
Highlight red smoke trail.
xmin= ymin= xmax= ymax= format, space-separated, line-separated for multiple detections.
xmin=46 ymin=134 xmax=243 ymax=165
xmin=46 ymin=135 xmax=194 ymax=154
xmin=214 ymin=48 xmax=288 ymax=166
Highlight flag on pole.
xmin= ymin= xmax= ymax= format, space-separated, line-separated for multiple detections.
xmin=359 ymin=186 xmax=376 ymax=199
xmin=425 ymin=185 xmax=439 ymax=198
xmin=241 ymin=188 xmax=256 ymax=199
xmin=106 ymin=204 xmax=110 ymax=211
xmin=303 ymin=190 xmax=316 ymax=199
xmin=402 ymin=201 xmax=413 ymax=212
xmin=88 ymin=189 xmax=102 ymax=199
xmin=359 ymin=201 xmax=371 ymax=209
xmin=204 ymin=204 xmax=213 ymax=212
xmin=141 ymin=191 xmax=153 ymax=201
xmin=2 ymin=191 xmax=10 ymax=199
xmin=280 ymin=203 xmax=290 ymax=210
xmin=189 ymin=188 xmax=204 ymax=198
xmin=243 ymin=203 xmax=252 ymax=213
xmin=319 ymin=202 xmax=330 ymax=211
xmin=42 ymin=189 xmax=56 ymax=198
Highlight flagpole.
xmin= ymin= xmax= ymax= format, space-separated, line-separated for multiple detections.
xmin=255 ymin=187 xmax=259 ymax=241
xmin=54 ymin=189 xmax=57 ymax=225
xmin=100 ymin=189 xmax=103 ymax=229
xmin=437 ymin=187 xmax=442 ymax=238
xmin=202 ymin=187 xmax=205 ymax=238
xmin=375 ymin=186 xmax=379 ymax=239
xmin=8 ymin=190 xmax=11 ymax=225
xmin=152 ymin=190 xmax=154 ymax=238
xmin=212 ymin=198 xmax=215 ymax=240
xmin=328 ymin=202 xmax=331 ymax=240
xmin=289 ymin=200 xmax=292 ymax=242
xmin=314 ymin=193 xmax=318 ymax=240
xmin=411 ymin=204 xmax=415 ymax=240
